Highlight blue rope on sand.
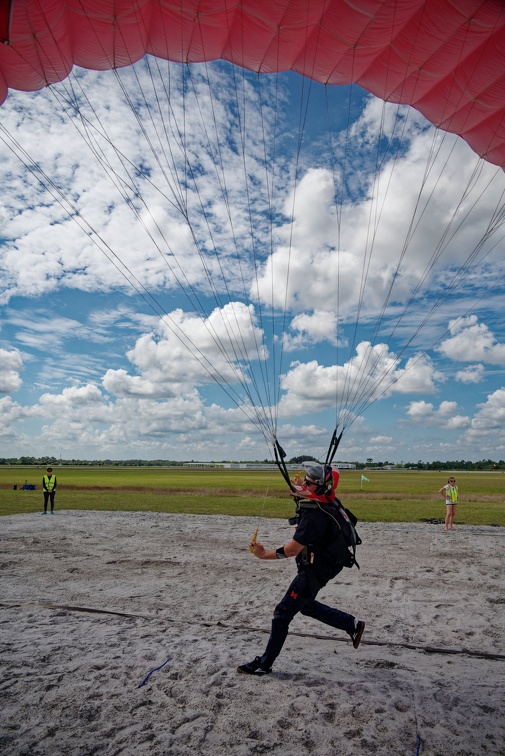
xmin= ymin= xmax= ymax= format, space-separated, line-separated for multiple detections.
xmin=416 ymin=735 xmax=422 ymax=755
xmin=137 ymin=657 xmax=172 ymax=688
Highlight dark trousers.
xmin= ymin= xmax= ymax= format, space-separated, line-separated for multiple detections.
xmin=43 ymin=491 xmax=55 ymax=512
xmin=260 ymin=569 xmax=355 ymax=669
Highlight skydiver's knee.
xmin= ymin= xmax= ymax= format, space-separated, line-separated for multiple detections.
xmin=300 ymin=601 xmax=317 ymax=618
xmin=273 ymin=606 xmax=290 ymax=623
xmin=272 ymin=599 xmax=299 ymax=626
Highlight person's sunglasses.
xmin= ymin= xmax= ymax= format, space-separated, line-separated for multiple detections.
xmin=304 ymin=478 xmax=317 ymax=485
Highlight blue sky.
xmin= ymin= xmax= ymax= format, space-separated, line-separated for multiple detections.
xmin=1 ymin=60 xmax=505 ymax=463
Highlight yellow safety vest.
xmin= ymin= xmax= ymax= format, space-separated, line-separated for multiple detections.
xmin=446 ymin=484 xmax=458 ymax=503
xmin=43 ymin=475 xmax=56 ymax=491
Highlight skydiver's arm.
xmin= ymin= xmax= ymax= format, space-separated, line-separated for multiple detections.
xmin=250 ymin=537 xmax=304 ymax=560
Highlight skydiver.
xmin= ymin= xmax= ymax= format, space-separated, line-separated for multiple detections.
xmin=237 ymin=464 xmax=365 ymax=675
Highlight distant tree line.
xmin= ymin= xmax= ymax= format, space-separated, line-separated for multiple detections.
xmin=1 ymin=456 xmax=505 ymax=470
xmin=406 ymin=459 xmax=505 ymax=471
xmin=0 ymin=457 xmax=184 ymax=467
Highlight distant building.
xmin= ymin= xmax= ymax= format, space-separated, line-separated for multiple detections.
xmin=183 ymin=461 xmax=357 ymax=470
xmin=183 ymin=462 xmax=300 ymax=470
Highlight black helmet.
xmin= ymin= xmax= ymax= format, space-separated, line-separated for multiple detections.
xmin=302 ymin=462 xmax=333 ymax=495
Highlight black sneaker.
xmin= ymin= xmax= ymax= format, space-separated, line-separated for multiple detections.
xmin=237 ymin=656 xmax=272 ymax=676
xmin=349 ymin=620 xmax=365 ymax=649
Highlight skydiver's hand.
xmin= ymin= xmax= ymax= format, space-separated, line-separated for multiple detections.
xmin=251 ymin=541 xmax=266 ymax=559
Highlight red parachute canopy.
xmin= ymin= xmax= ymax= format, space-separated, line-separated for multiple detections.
xmin=0 ymin=0 xmax=504 ymax=168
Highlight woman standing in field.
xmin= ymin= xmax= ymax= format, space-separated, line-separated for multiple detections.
xmin=439 ymin=476 xmax=458 ymax=531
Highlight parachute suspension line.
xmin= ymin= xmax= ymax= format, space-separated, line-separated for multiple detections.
xmin=331 ymin=5 xmax=463 ymax=433
xmin=347 ymin=164 xmax=503 ymax=428
xmin=348 ymin=178 xmax=505 ymax=426
xmin=319 ymin=30 xmax=505 ymax=434
xmin=323 ymin=75 xmax=363 ymax=439
xmin=275 ymin=69 xmax=304 ymax=394
xmin=147 ymin=58 xmax=189 ymax=215
xmin=324 ymin=84 xmax=341 ymax=437
xmin=270 ymin=14 xmax=333 ymax=470
xmin=321 ymin=97 xmax=505 ymax=436
xmin=213 ymin=2 xmax=289 ymax=440
xmin=46 ymin=74 xmax=274 ymax=440
xmin=257 ymin=29 xmax=296 ymax=436
xmin=53 ymin=49 xmax=277 ymax=440
xmin=351 ymin=256 xmax=505 ymax=429
xmin=369 ymin=159 xmax=504 ymax=404
xmin=360 ymin=0 xmax=438 ymax=310
xmin=324 ymin=83 xmax=357 ymax=432
xmin=176 ymin=62 xmax=274 ymax=430
xmin=48 ymin=72 xmax=191 ymax=219
xmin=74 ymin=1 xmax=191 ymax=220
xmin=336 ymin=96 xmax=393 ymax=431
xmin=204 ymin=64 xmax=276 ymax=431
xmin=162 ymin=64 xmax=273 ymax=404
xmin=334 ymin=3 xmax=505 ymax=431
xmin=324 ymin=39 xmax=415 ymax=436
xmin=323 ymin=80 xmax=361 ymax=442
xmin=161 ymin=64 xmax=291 ymax=437
xmin=328 ymin=90 xmax=414 ymax=437
xmin=338 ymin=119 xmax=453 ymax=426
xmin=271 ymin=2 xmax=326 ymax=438
xmin=146 ymin=64 xmax=274 ymax=438
xmin=174 ymin=8 xmax=280 ymax=436
xmin=0 ymin=123 xmax=279 ymax=450
xmin=113 ymin=61 xmax=188 ymax=218
xmin=213 ymin=58 xmax=278 ymax=434
xmin=254 ymin=71 xmax=281 ymax=435
xmin=0 ymin=122 xmax=279 ymax=442
xmin=380 ymin=157 xmax=495 ymax=341
xmin=327 ymin=37 xmax=384 ymax=436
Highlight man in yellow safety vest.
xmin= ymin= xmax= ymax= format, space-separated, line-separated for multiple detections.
xmin=42 ymin=467 xmax=57 ymax=515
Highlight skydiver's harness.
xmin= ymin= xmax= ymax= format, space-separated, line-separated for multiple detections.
xmin=272 ymin=434 xmax=361 ymax=593
xmin=290 ymin=498 xmax=362 ymax=594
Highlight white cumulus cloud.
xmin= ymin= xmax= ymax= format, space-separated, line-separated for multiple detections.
xmin=0 ymin=349 xmax=23 ymax=394
xmin=439 ymin=316 xmax=505 ymax=365
xmin=278 ymin=343 xmax=444 ymax=419
xmin=406 ymin=400 xmax=470 ymax=429
xmin=455 ymin=364 xmax=485 ymax=384
xmin=283 ymin=310 xmax=343 ymax=351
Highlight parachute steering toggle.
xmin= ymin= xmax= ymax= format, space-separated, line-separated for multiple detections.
xmin=249 ymin=527 xmax=258 ymax=553
xmin=249 ymin=487 xmax=270 ymax=554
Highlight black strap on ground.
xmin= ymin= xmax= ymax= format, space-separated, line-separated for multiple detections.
xmin=0 ymin=600 xmax=149 ymax=619
xmin=2 ymin=600 xmax=504 ymax=662
xmin=220 ymin=623 xmax=505 ymax=662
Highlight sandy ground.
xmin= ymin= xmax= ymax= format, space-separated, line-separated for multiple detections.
xmin=0 ymin=510 xmax=504 ymax=756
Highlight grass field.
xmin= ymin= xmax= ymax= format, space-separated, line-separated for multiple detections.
xmin=1 ymin=466 xmax=504 ymax=525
